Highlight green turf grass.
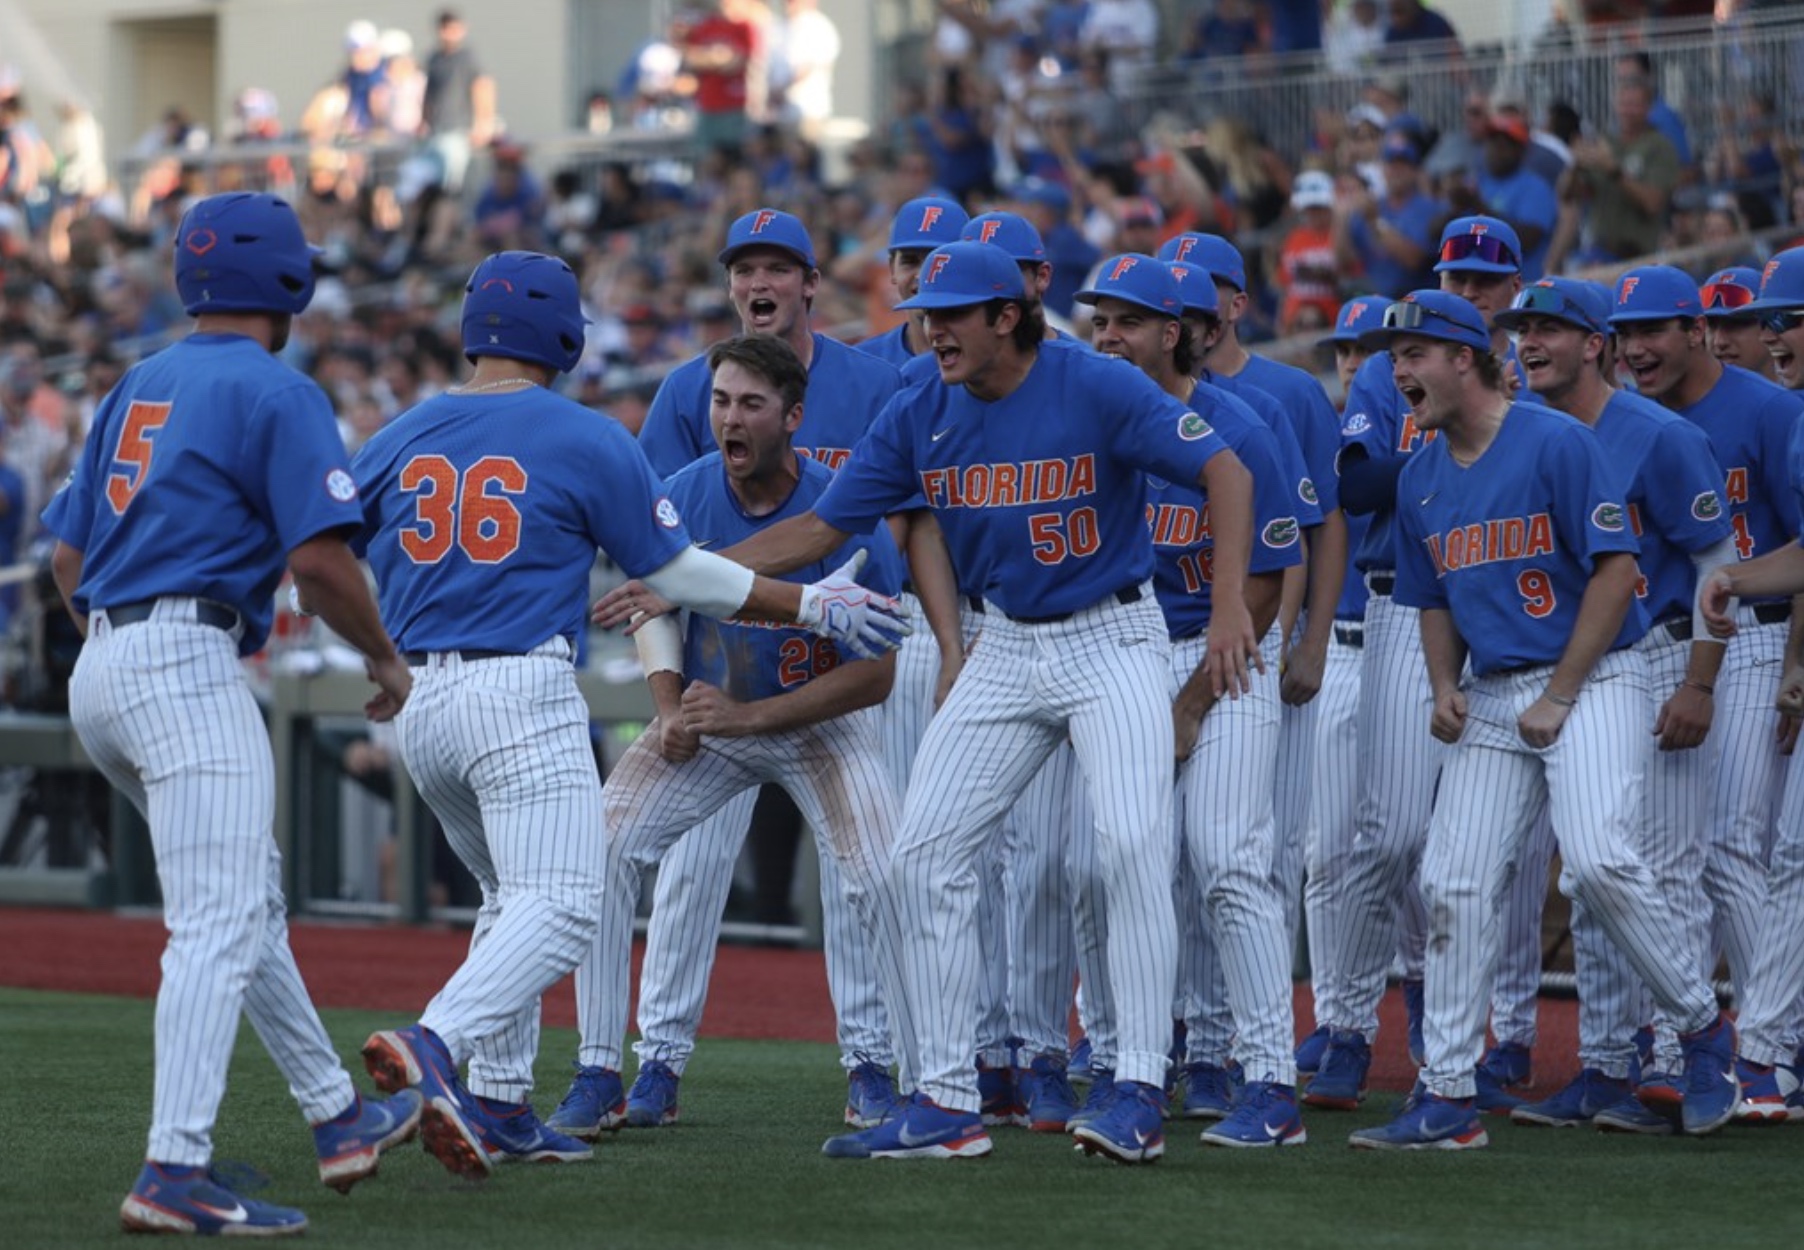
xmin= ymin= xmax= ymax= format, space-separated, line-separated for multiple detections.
xmin=6 ymin=986 xmax=1801 ymax=1249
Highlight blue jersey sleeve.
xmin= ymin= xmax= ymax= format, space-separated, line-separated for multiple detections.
xmin=1639 ymin=416 xmax=1732 ymax=553
xmin=1756 ymin=389 xmax=1804 ymax=542
xmin=40 ymin=386 xmax=114 ymax=553
xmin=588 ymin=420 xmax=694 ymax=576
xmin=637 ymin=360 xmax=710 ymax=477
xmin=1104 ymin=366 xmax=1228 ymax=487
xmin=1543 ymin=419 xmax=1640 ymax=569
xmin=1392 ymin=456 xmax=1450 ymax=611
xmin=814 ymin=392 xmax=920 ymax=536
xmin=249 ymin=382 xmax=364 ymax=551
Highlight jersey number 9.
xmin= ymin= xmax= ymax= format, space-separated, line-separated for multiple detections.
xmin=398 ymin=454 xmax=528 ymax=564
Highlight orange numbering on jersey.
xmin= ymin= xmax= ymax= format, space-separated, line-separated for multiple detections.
xmin=777 ymin=636 xmax=841 ymax=687
xmin=1517 ymin=568 xmax=1557 ymax=618
xmin=399 ymin=454 xmax=527 ymax=564
xmin=105 ymin=400 xmax=172 ymax=514
xmin=1028 ymin=506 xmax=1101 ymax=566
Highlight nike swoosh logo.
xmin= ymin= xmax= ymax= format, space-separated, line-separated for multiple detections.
xmin=931 ymin=427 xmax=953 ymax=442
xmin=1420 ymin=493 xmax=1437 ymax=506
xmin=194 ymin=1202 xmax=249 ymax=1224
xmin=693 ymin=540 xmax=713 ymax=550
xmin=1263 ymin=1122 xmax=1285 ymax=1139
xmin=897 ymin=1122 xmax=942 ymax=1147
xmin=1133 ymin=1128 xmax=1155 ymax=1147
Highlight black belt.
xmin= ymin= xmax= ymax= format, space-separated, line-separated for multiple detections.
xmin=1333 ymin=621 xmax=1365 ymax=648
xmin=1753 ymin=602 xmax=1792 ymax=625
xmin=1657 ymin=615 xmax=1693 ymax=642
xmin=1367 ymin=572 xmax=1395 ymax=596
xmin=103 ymin=598 xmax=241 ymax=632
xmin=976 ymin=584 xmax=1144 ymax=625
xmin=402 ymin=649 xmax=522 ymax=665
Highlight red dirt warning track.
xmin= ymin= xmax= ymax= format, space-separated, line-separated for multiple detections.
xmin=0 ymin=905 xmax=1581 ymax=1095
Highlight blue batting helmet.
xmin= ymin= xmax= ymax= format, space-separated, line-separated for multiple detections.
xmin=174 ymin=192 xmax=320 ymax=317
xmin=460 ymin=251 xmax=588 ymax=374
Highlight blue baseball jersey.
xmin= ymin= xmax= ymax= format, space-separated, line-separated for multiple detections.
xmin=1593 ymin=390 xmax=1732 ymax=624
xmin=1228 ymin=353 xmax=1344 ymax=514
xmin=1337 ymin=512 xmax=1373 ymax=620
xmin=41 ymin=334 xmax=362 ymax=656
xmin=1150 ymin=387 xmax=1303 ymax=640
xmin=1394 ymin=402 xmax=1646 ymax=673
xmin=857 ymin=323 xmax=918 ymax=369
xmin=1671 ymin=365 xmax=1804 ymax=592
xmin=638 ymin=333 xmax=902 ymax=477
xmin=352 ymin=389 xmax=690 ymax=653
xmin=1339 ymin=348 xmax=1423 ymax=571
xmin=817 ymin=347 xmax=1230 ymax=619
xmin=669 ymin=453 xmax=902 ymax=702
xmin=1202 ymin=374 xmax=1324 ymax=531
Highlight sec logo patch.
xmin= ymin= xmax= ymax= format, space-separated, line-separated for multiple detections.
xmin=1342 ymin=412 xmax=1370 ymax=436
xmin=1592 ymin=502 xmax=1625 ymax=532
xmin=1178 ymin=412 xmax=1213 ymax=441
xmin=325 ymin=468 xmax=358 ymax=502
xmin=656 ymin=497 xmax=682 ymax=529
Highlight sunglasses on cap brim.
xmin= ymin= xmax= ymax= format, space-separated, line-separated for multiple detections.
xmin=1438 ymin=234 xmax=1517 ymax=268
xmin=1700 ymin=279 xmax=1755 ymax=311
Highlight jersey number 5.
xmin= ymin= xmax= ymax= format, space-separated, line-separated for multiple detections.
xmin=1029 ymin=506 xmax=1101 ymax=566
xmin=399 ymin=454 xmax=527 ymax=564
xmin=106 ymin=401 xmax=172 ymax=514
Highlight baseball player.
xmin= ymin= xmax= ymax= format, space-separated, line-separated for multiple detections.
xmin=1081 ymin=254 xmax=1308 ymax=1146
xmin=1346 ymin=289 xmax=1738 ymax=1150
xmin=1297 ymin=295 xmax=1388 ymax=1076
xmin=1310 ymin=216 xmax=1527 ymax=1112
xmin=551 ymin=333 xmax=922 ymax=1141
xmin=602 ymin=241 xmax=1261 ymax=1162
xmin=1699 ymin=266 xmax=1773 ymax=380
xmin=1705 ymin=244 xmax=1804 ymax=1121
xmin=43 ymin=192 xmax=423 ymax=1235
xmin=858 ymin=196 xmax=971 ymax=368
xmin=589 ymin=208 xmax=922 ymax=1132
xmin=1494 ymin=278 xmax=1733 ymax=1133
xmin=1611 ymin=263 xmax=1803 ymax=1094
xmin=354 ymin=251 xmax=908 ymax=1180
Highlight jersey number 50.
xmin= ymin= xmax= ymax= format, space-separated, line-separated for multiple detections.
xmin=399 ymin=454 xmax=527 ymax=564
xmin=1029 ymin=506 xmax=1101 ymax=566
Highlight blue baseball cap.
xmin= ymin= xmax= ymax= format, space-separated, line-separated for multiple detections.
xmin=1359 ymin=289 xmax=1491 ymax=353
xmin=1699 ymin=265 xmax=1762 ymax=318
xmin=1074 ymin=253 xmax=1182 ymax=316
xmin=1746 ymin=247 xmax=1804 ymax=313
xmin=960 ymin=211 xmax=1046 ymax=263
xmin=717 ymin=208 xmax=817 ymax=268
xmin=1167 ymin=261 xmax=1220 ymax=317
xmin=894 ymin=242 xmax=1026 ymax=310
xmin=1011 ymin=177 xmax=1072 ymax=213
xmin=1156 ymin=233 xmax=1246 ymax=291
xmin=1607 ymin=265 xmax=1702 ymax=326
xmin=888 ymin=196 xmax=970 ymax=252
xmin=1317 ymin=293 xmax=1391 ymax=347
xmin=1434 ymin=215 xmax=1523 ymax=275
xmin=1493 ymin=277 xmax=1609 ymax=335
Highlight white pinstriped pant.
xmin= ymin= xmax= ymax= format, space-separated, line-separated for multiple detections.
xmin=582 ymin=710 xmax=916 ymax=1090
xmin=1419 ymin=649 xmax=1718 ymax=1100
xmin=893 ymin=587 xmax=1177 ymax=1109
xmin=72 ymin=604 xmax=354 ymax=1164
xmin=1272 ymin=617 xmax=1320 ymax=959
xmin=399 ymin=640 xmax=603 ymax=1103
xmin=1738 ymin=749 xmax=1804 ymax=1067
xmin=1302 ymin=626 xmax=1364 ymax=1029
xmin=1322 ymin=584 xmax=1438 ymax=1041
xmin=1169 ymin=628 xmax=1297 ymax=1084
xmin=1002 ymin=746 xmax=1081 ymax=1062
xmin=1700 ymin=616 xmax=1789 ymax=996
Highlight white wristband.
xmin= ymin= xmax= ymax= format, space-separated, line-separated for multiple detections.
xmin=632 ymin=612 xmax=684 ymax=677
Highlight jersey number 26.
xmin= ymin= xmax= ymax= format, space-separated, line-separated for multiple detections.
xmin=398 ymin=454 xmax=527 ymax=564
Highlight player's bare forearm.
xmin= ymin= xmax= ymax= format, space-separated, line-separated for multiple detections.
xmin=1277 ymin=564 xmax=1305 ymax=645
xmin=51 ymin=540 xmax=88 ymax=636
xmin=1544 ymin=552 xmax=1637 ymax=704
xmin=1716 ymin=540 xmax=1804 ymax=602
xmin=648 ymin=670 xmax=686 ymax=723
xmin=721 ymin=510 xmax=850 ymax=577
xmin=690 ymin=653 xmax=896 ymax=737
xmin=1197 ymin=449 xmax=1253 ymax=602
xmin=896 ymin=510 xmax=964 ymax=657
xmin=289 ymin=537 xmax=400 ymax=662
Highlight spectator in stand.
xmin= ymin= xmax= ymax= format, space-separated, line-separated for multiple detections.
xmin=1275 ymin=170 xmax=1343 ymax=336
xmin=1474 ymin=111 xmax=1558 ymax=280
xmin=1181 ymin=0 xmax=1265 ymax=62
xmin=777 ymin=0 xmax=841 ymax=142
xmin=1041 ymin=1 xmax=1091 ymax=72
xmin=614 ymin=303 xmax=686 ymax=370
xmin=932 ymin=0 xmax=1044 ymax=83
xmin=1381 ymin=0 xmax=1461 ymax=51
xmin=1698 ymin=265 xmax=1773 ymax=380
xmin=683 ymin=0 xmax=757 ymax=153
xmin=1494 ymin=96 xmax=1575 ymax=188
xmin=1562 ymin=67 xmax=1679 ymax=263
xmin=1693 ymin=192 xmax=1763 ymax=276
xmin=1267 ymin=0 xmax=1325 ymax=54
xmin=1704 ymin=91 xmax=1783 ymax=199
xmin=1010 ymin=176 xmax=1099 ymax=321
xmin=471 ymin=142 xmax=546 ymax=249
xmin=1425 ymin=90 xmax=1494 ymax=197
xmin=1334 ymin=127 xmax=1443 ymax=300
xmin=380 ymin=29 xmax=426 ymax=141
xmin=420 ymin=9 xmax=496 ymax=194
xmin=1200 ymin=116 xmax=1292 ymax=236
xmin=923 ymin=65 xmax=995 ymax=204
xmin=1617 ymin=51 xmax=1692 ymax=172
xmin=1079 ymin=0 xmax=1158 ymax=87
xmin=1324 ymin=0 xmax=1386 ymax=75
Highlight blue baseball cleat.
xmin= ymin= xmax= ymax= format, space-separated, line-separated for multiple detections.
xmin=822 ymin=1092 xmax=992 ymax=1159
xmin=1200 ymin=1081 xmax=1306 ymax=1148
xmin=473 ymin=1097 xmax=594 ymax=1162
xmin=120 ymin=1163 xmax=308 ymax=1237
xmin=1071 ymin=1079 xmax=1165 ymax=1164
xmin=1511 ymin=1069 xmax=1632 ymax=1127
xmin=360 ymin=1024 xmax=492 ymax=1180
xmin=846 ymin=1055 xmax=904 ymax=1127
xmin=1679 ymin=1012 xmax=1739 ymax=1136
xmin=545 ymin=1064 xmax=627 ymax=1140
xmin=1180 ymin=1061 xmax=1236 ymax=1120
xmin=626 ymin=1059 xmax=682 ymax=1128
xmin=1302 ymin=1030 xmax=1370 ymax=1109
xmin=1295 ymin=1025 xmax=1332 ymax=1076
xmin=1349 ymin=1091 xmax=1488 ymax=1151
xmin=312 ymin=1089 xmax=423 ymax=1192
xmin=1067 ymin=1067 xmax=1116 ymax=1132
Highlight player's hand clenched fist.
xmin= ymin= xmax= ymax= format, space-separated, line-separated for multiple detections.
xmin=1517 ymin=695 xmax=1571 ymax=749
xmin=1430 ymin=686 xmax=1468 ymax=744
xmin=799 ymin=550 xmax=911 ymax=659
xmin=1653 ymin=681 xmax=1712 ymax=751
xmin=1699 ymin=568 xmax=1739 ymax=639
xmin=655 ymin=713 xmax=702 ymax=763
xmin=680 ymin=680 xmax=757 ymax=738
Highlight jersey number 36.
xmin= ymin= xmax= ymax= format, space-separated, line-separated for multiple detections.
xmin=398 ymin=454 xmax=527 ymax=564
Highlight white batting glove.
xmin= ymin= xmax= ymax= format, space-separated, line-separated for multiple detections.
xmin=797 ymin=549 xmax=911 ymax=659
